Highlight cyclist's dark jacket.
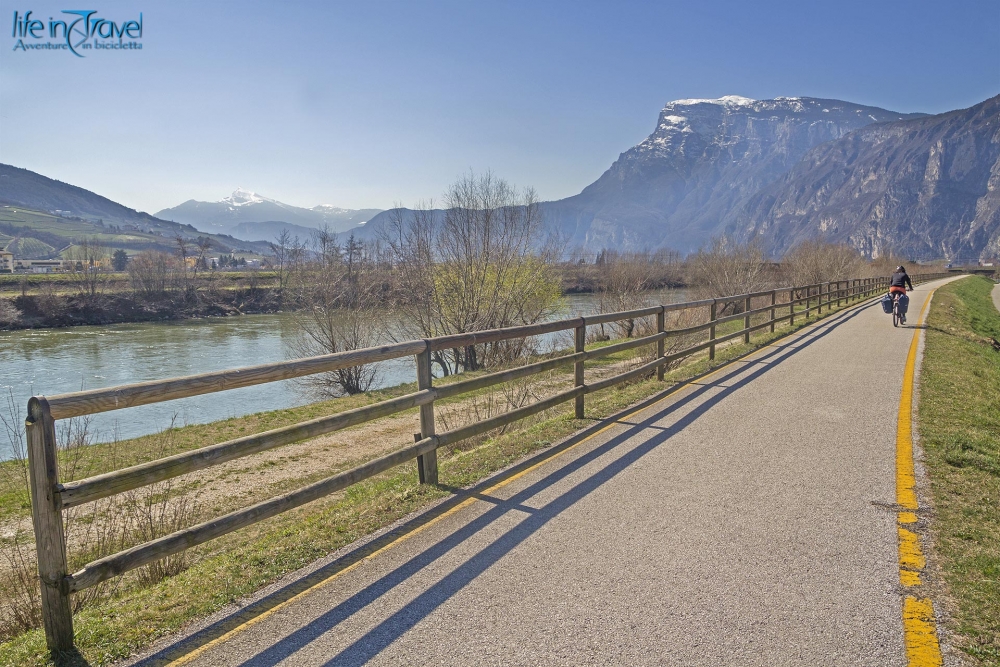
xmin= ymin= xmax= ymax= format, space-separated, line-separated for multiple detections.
xmin=890 ymin=271 xmax=913 ymax=290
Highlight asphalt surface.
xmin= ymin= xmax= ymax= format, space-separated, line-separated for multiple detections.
xmin=134 ymin=279 xmax=956 ymax=667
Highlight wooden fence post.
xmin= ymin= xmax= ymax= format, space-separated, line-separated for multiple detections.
xmin=818 ymin=284 xmax=824 ymax=315
xmin=656 ymin=308 xmax=666 ymax=381
xmin=770 ymin=290 xmax=776 ymax=333
xmin=415 ymin=345 xmax=437 ymax=485
xmin=27 ymin=397 xmax=74 ymax=656
xmin=575 ymin=322 xmax=586 ymax=418
xmin=744 ymin=296 xmax=751 ymax=343
xmin=789 ymin=289 xmax=795 ymax=326
xmin=709 ymin=301 xmax=718 ymax=360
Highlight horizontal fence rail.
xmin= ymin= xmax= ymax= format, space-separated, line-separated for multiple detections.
xmin=26 ymin=272 xmax=951 ymax=654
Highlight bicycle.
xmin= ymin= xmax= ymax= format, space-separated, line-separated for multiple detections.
xmin=892 ymin=291 xmax=908 ymax=327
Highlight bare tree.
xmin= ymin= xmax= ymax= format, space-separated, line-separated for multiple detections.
xmin=174 ymin=235 xmax=190 ymax=282
xmin=69 ymin=237 xmax=109 ymax=299
xmin=0 ymin=299 xmax=21 ymax=328
xmin=688 ymin=236 xmax=772 ymax=312
xmin=194 ymin=236 xmax=213 ymax=276
xmin=380 ymin=202 xmax=452 ymax=373
xmin=290 ymin=234 xmax=383 ymax=395
xmin=781 ymin=240 xmax=866 ymax=286
xmin=381 ymin=172 xmax=560 ymax=374
xmin=127 ymin=250 xmax=179 ymax=296
xmin=270 ymin=230 xmax=292 ymax=290
xmin=312 ymin=225 xmax=341 ymax=267
xmin=595 ymin=251 xmax=657 ymax=338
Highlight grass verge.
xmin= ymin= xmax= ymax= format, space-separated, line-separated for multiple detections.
xmin=918 ymin=276 xmax=1000 ymax=665
xmin=0 ymin=290 xmax=880 ymax=666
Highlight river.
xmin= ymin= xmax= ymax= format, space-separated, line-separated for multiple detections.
xmin=0 ymin=290 xmax=688 ymax=459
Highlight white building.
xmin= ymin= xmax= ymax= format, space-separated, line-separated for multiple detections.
xmin=0 ymin=248 xmax=13 ymax=273
xmin=17 ymin=259 xmax=66 ymax=273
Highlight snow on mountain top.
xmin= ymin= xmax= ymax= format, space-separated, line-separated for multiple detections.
xmin=221 ymin=187 xmax=275 ymax=207
xmin=670 ymin=95 xmax=756 ymax=107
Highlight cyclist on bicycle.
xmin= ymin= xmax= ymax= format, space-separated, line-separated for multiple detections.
xmin=889 ymin=265 xmax=913 ymax=323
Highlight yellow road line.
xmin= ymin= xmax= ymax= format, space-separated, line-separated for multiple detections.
xmin=896 ymin=286 xmax=943 ymax=666
xmin=898 ymin=526 xmax=926 ymax=571
xmin=904 ymin=597 xmax=944 ymax=667
xmin=160 ymin=301 xmax=855 ymax=666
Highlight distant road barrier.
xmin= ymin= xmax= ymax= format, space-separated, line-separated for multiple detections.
xmin=27 ymin=272 xmax=950 ymax=654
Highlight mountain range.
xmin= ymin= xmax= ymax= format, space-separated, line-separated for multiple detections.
xmin=3 ymin=93 xmax=998 ymax=262
xmin=360 ymin=94 xmax=999 ymax=261
xmin=155 ymin=189 xmax=382 ymax=241
xmin=0 ymin=164 xmax=264 ymax=255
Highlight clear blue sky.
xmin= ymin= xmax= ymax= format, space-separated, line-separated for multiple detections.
xmin=1 ymin=0 xmax=997 ymax=214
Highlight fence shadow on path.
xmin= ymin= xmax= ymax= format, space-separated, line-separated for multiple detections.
xmin=133 ymin=303 xmax=872 ymax=667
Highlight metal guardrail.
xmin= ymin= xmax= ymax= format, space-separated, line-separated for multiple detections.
xmin=26 ymin=272 xmax=950 ymax=653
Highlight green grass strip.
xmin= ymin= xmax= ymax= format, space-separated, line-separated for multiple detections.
xmin=918 ymin=276 xmax=1000 ymax=665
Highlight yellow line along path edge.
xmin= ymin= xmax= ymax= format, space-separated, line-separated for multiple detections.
xmin=897 ymin=287 xmax=944 ymax=667
xmin=158 ymin=291 xmax=921 ymax=666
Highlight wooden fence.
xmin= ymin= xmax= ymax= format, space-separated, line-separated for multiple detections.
xmin=27 ymin=273 xmax=949 ymax=654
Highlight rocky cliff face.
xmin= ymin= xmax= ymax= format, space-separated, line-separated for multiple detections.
xmin=364 ymin=95 xmax=1000 ymax=261
xmin=733 ymin=95 xmax=1000 ymax=262
xmin=542 ymin=96 xmax=923 ymax=253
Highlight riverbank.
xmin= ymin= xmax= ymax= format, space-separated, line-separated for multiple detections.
xmin=0 ymin=287 xmax=283 ymax=330
xmin=0 ymin=264 xmax=687 ymax=331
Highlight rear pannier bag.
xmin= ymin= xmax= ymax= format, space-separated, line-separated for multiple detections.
xmin=897 ymin=292 xmax=909 ymax=315
xmin=880 ymin=293 xmax=893 ymax=314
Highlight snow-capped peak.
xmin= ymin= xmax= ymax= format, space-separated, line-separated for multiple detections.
xmin=670 ymin=95 xmax=756 ymax=107
xmin=221 ymin=188 xmax=274 ymax=206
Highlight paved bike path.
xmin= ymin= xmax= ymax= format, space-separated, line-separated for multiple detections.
xmin=134 ymin=279 xmax=956 ymax=667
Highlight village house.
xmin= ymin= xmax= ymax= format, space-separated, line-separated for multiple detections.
xmin=18 ymin=259 xmax=69 ymax=273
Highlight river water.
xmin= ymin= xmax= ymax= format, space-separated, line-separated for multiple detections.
xmin=0 ymin=290 xmax=687 ymax=458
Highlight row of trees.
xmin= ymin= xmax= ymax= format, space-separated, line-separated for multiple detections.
xmin=278 ymin=172 xmax=936 ymax=397
xmin=46 ymin=235 xmax=248 ymax=299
